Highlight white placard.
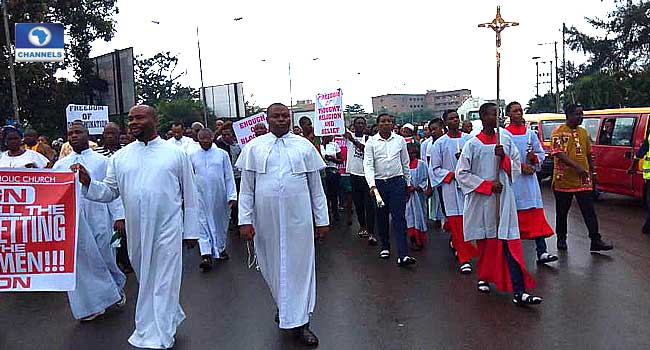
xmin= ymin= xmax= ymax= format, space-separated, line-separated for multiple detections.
xmin=233 ymin=112 xmax=267 ymax=145
xmin=314 ymin=89 xmax=345 ymax=136
xmin=65 ymin=104 xmax=109 ymax=135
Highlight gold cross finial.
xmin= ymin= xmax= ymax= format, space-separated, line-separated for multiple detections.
xmin=478 ymin=6 xmax=519 ymax=48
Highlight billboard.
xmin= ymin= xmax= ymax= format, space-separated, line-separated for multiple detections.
xmin=202 ymin=82 xmax=245 ymax=119
xmin=90 ymin=48 xmax=136 ymax=118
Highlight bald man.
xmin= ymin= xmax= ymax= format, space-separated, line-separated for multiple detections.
xmin=74 ymin=105 xmax=204 ymax=349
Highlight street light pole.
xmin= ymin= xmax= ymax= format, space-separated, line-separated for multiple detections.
xmin=288 ymin=61 xmax=293 ymax=112
xmin=196 ymin=26 xmax=208 ymax=126
xmin=2 ymin=0 xmax=19 ymax=124
xmin=554 ymin=41 xmax=560 ymax=112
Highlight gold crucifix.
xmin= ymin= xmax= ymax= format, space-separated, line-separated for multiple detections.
xmin=478 ymin=6 xmax=519 ymax=61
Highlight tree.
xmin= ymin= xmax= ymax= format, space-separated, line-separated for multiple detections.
xmin=156 ymin=99 xmax=204 ymax=132
xmin=526 ymin=93 xmax=559 ymax=113
xmin=561 ymin=0 xmax=650 ymax=108
xmin=134 ymin=52 xmax=197 ymax=105
xmin=0 ymin=0 xmax=118 ymax=136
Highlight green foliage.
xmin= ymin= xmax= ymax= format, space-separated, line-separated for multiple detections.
xmin=134 ymin=52 xmax=197 ymax=105
xmin=156 ymin=99 xmax=203 ymax=132
xmin=344 ymin=104 xmax=365 ymax=114
xmin=0 ymin=0 xmax=118 ymax=136
xmin=526 ymin=93 xmax=559 ymax=113
xmin=244 ymin=100 xmax=263 ymax=117
xmin=561 ymin=0 xmax=650 ymax=109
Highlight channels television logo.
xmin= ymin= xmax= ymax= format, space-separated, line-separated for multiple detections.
xmin=15 ymin=23 xmax=64 ymax=62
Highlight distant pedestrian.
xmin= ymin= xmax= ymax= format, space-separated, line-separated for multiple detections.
xmin=23 ymin=128 xmax=55 ymax=164
xmin=551 ymin=104 xmax=613 ymax=252
xmin=364 ymin=114 xmax=416 ymax=266
xmin=426 ymin=118 xmax=446 ymax=226
xmin=215 ymin=121 xmax=242 ymax=231
xmin=254 ymin=122 xmax=268 ymax=137
xmin=461 ymin=120 xmax=473 ymax=134
xmin=167 ymin=121 xmax=197 ymax=153
xmin=0 ymin=127 xmax=49 ymax=168
xmin=321 ymin=135 xmax=343 ymax=222
xmin=628 ymin=129 xmax=650 ymax=234
xmin=292 ymin=125 xmax=302 ymax=135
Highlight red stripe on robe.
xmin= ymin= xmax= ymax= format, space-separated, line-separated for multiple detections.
xmin=446 ymin=215 xmax=478 ymax=263
xmin=407 ymin=228 xmax=427 ymax=247
xmin=517 ymin=208 xmax=554 ymax=240
xmin=476 ymin=239 xmax=536 ymax=292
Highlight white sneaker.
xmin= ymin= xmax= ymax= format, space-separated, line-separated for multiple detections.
xmin=80 ymin=309 xmax=105 ymax=322
xmin=115 ymin=292 xmax=127 ymax=308
xmin=379 ymin=250 xmax=390 ymax=259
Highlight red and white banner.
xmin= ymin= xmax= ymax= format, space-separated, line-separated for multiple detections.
xmin=233 ymin=112 xmax=267 ymax=145
xmin=314 ymin=89 xmax=345 ymax=136
xmin=0 ymin=170 xmax=79 ymax=292
xmin=334 ymin=136 xmax=348 ymax=175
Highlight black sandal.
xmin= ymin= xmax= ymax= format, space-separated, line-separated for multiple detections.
xmin=513 ymin=293 xmax=543 ymax=306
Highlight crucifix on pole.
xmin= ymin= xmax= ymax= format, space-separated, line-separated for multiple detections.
xmin=478 ymin=6 xmax=518 ymax=227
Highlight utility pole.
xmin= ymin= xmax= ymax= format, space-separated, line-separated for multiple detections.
xmin=288 ymin=62 xmax=293 ymax=115
xmin=554 ymin=41 xmax=560 ymax=112
xmin=196 ymin=26 xmax=208 ymax=126
xmin=562 ymin=23 xmax=567 ymax=94
xmin=2 ymin=0 xmax=19 ymax=124
xmin=536 ymin=61 xmax=540 ymax=96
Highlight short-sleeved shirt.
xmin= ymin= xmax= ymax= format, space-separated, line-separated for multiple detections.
xmin=346 ymin=135 xmax=367 ymax=176
xmin=0 ymin=150 xmax=49 ymax=168
xmin=320 ymin=142 xmax=341 ymax=169
xmin=551 ymin=124 xmax=593 ymax=192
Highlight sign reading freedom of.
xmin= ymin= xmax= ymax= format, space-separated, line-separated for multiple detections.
xmin=314 ymin=89 xmax=345 ymax=136
xmin=66 ymin=104 xmax=110 ymax=135
xmin=233 ymin=112 xmax=267 ymax=145
xmin=0 ymin=170 xmax=79 ymax=292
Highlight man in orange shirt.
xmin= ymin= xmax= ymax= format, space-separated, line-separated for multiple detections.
xmin=551 ymin=104 xmax=613 ymax=252
xmin=23 ymin=128 xmax=55 ymax=165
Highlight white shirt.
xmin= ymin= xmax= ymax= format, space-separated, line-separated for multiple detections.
xmin=420 ymin=137 xmax=432 ymax=164
xmin=346 ymin=135 xmax=367 ymax=176
xmin=166 ymin=136 xmax=197 ymax=153
xmin=0 ymin=149 xmax=49 ymax=168
xmin=320 ymin=142 xmax=341 ymax=168
xmin=363 ymin=132 xmax=411 ymax=187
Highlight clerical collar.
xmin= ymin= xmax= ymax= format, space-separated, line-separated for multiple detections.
xmin=137 ymin=136 xmax=162 ymax=146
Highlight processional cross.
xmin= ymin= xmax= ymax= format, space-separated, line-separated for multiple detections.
xmin=478 ymin=6 xmax=518 ymax=226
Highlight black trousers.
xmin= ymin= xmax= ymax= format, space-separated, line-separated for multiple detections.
xmin=553 ymin=190 xmax=601 ymax=241
xmin=503 ymin=241 xmax=525 ymax=295
xmin=325 ymin=170 xmax=340 ymax=218
xmin=350 ymin=174 xmax=376 ymax=235
xmin=230 ymin=177 xmax=241 ymax=226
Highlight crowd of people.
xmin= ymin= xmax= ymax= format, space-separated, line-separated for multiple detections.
xmin=0 ymin=100 xmax=619 ymax=349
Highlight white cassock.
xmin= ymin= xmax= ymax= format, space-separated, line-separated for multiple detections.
xmin=189 ymin=145 xmax=237 ymax=258
xmin=429 ymin=133 xmax=473 ymax=216
xmin=502 ymin=128 xmax=546 ymax=210
xmin=83 ymin=137 xmax=202 ymax=349
xmin=406 ymin=159 xmax=429 ymax=231
xmin=54 ymin=149 xmax=126 ymax=319
xmin=167 ymin=136 xmax=197 ymax=153
xmin=237 ymin=132 xmax=329 ymax=329
xmin=455 ymin=134 xmax=521 ymax=241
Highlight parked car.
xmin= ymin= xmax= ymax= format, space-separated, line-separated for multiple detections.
xmin=582 ymin=107 xmax=650 ymax=200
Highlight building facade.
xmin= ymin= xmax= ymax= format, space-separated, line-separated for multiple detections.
xmin=372 ymin=89 xmax=472 ymax=118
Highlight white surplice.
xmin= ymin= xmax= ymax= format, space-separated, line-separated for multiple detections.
xmin=167 ymin=135 xmax=197 ymax=153
xmin=189 ymin=145 xmax=237 ymax=258
xmin=83 ymin=137 xmax=202 ymax=349
xmin=53 ymin=149 xmax=126 ymax=319
xmin=237 ymin=132 xmax=328 ymax=329
xmin=429 ymin=133 xmax=473 ymax=216
xmin=406 ymin=159 xmax=429 ymax=232
xmin=455 ymin=134 xmax=521 ymax=241
xmin=502 ymin=128 xmax=546 ymax=210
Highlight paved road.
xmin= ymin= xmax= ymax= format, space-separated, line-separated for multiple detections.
xmin=1 ymin=184 xmax=649 ymax=350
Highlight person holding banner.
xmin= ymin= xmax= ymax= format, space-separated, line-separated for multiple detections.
xmin=0 ymin=127 xmax=50 ymax=168
xmin=189 ymin=128 xmax=237 ymax=270
xmin=54 ymin=121 xmax=127 ymax=321
xmin=364 ymin=114 xmax=416 ymax=267
xmin=321 ymin=135 xmax=343 ymax=223
xmin=238 ymin=103 xmax=328 ymax=347
xmin=74 ymin=105 xmax=203 ymax=349
xmin=345 ymin=117 xmax=378 ymax=245
xmin=455 ymin=103 xmax=542 ymax=306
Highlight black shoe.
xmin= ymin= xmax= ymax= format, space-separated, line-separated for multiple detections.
xmin=217 ymin=251 xmax=230 ymax=260
xmin=199 ymin=255 xmax=213 ymax=272
xmin=557 ymin=238 xmax=567 ymax=251
xmin=513 ymin=292 xmax=543 ymax=306
xmin=397 ymin=256 xmax=416 ymax=267
xmin=274 ymin=310 xmax=279 ymax=324
xmin=294 ymin=324 xmax=319 ymax=347
xmin=590 ymin=239 xmax=613 ymax=252
xmin=367 ymin=235 xmax=378 ymax=246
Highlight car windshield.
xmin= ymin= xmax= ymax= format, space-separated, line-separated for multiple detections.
xmin=540 ymin=120 xmax=565 ymax=141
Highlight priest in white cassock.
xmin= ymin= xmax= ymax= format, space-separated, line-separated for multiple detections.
xmin=189 ymin=128 xmax=237 ymax=271
xmin=167 ymin=121 xmax=197 ymax=153
xmin=238 ymin=103 xmax=329 ymax=347
xmin=455 ymin=102 xmax=542 ymax=307
xmin=74 ymin=105 xmax=203 ymax=349
xmin=54 ymin=121 xmax=127 ymax=321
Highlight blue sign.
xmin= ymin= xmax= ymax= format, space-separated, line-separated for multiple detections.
xmin=15 ymin=23 xmax=65 ymax=62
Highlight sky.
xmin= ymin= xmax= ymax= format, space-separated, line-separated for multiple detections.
xmin=90 ymin=0 xmax=615 ymax=112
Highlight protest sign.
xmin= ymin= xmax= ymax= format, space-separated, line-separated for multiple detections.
xmin=0 ymin=170 xmax=79 ymax=292
xmin=66 ymin=104 xmax=109 ymax=135
xmin=314 ymin=90 xmax=345 ymax=136
xmin=334 ymin=136 xmax=348 ymax=175
xmin=233 ymin=112 xmax=267 ymax=145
